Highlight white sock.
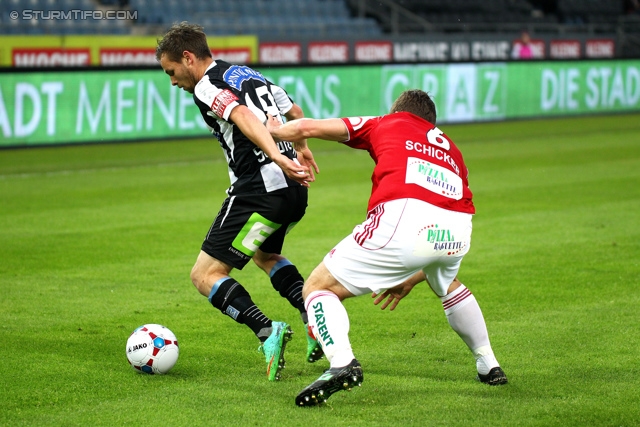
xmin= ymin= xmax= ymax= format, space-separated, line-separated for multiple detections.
xmin=441 ymin=284 xmax=499 ymax=375
xmin=305 ymin=290 xmax=355 ymax=368
xmin=473 ymin=346 xmax=500 ymax=375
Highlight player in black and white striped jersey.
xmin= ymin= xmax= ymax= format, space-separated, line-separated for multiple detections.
xmin=193 ymin=60 xmax=310 ymax=196
xmin=156 ymin=22 xmax=322 ymax=381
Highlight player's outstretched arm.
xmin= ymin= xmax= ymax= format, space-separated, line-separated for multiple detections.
xmin=231 ymin=105 xmax=310 ymax=187
xmin=284 ymin=105 xmax=319 ymax=181
xmin=267 ymin=115 xmax=348 ymax=143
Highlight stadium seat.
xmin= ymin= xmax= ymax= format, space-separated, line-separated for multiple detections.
xmin=0 ymin=0 xmax=632 ymax=45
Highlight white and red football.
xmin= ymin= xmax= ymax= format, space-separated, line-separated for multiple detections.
xmin=126 ymin=324 xmax=179 ymax=374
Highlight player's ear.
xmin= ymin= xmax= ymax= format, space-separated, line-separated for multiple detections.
xmin=182 ymin=51 xmax=192 ymax=65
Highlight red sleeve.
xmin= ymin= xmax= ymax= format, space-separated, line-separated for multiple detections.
xmin=340 ymin=116 xmax=380 ymax=150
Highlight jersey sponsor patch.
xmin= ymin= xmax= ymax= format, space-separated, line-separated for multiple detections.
xmin=405 ymin=157 xmax=463 ymax=200
xmin=231 ymin=212 xmax=282 ymax=257
xmin=223 ymin=65 xmax=266 ymax=90
xmin=211 ymin=89 xmax=239 ymax=117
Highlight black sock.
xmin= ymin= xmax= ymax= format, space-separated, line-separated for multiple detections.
xmin=209 ymin=278 xmax=271 ymax=340
xmin=270 ymin=264 xmax=307 ymax=322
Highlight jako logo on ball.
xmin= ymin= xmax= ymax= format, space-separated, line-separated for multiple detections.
xmin=128 ymin=343 xmax=148 ymax=352
xmin=126 ymin=324 xmax=179 ymax=374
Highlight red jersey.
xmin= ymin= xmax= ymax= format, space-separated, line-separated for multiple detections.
xmin=341 ymin=112 xmax=475 ymax=214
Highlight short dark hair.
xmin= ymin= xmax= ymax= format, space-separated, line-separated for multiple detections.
xmin=390 ymin=89 xmax=437 ymax=124
xmin=155 ymin=21 xmax=212 ymax=63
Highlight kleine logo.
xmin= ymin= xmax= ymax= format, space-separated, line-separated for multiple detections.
xmin=549 ymin=40 xmax=581 ymax=59
xmin=355 ymin=41 xmax=392 ymax=62
xmin=259 ymin=43 xmax=301 ymax=64
xmin=308 ymin=42 xmax=349 ymax=63
xmin=585 ymin=39 xmax=614 ymax=58
xmin=212 ymin=89 xmax=239 ymax=117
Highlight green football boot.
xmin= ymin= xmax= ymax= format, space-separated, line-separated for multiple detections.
xmin=259 ymin=321 xmax=292 ymax=381
xmin=305 ymin=323 xmax=324 ymax=363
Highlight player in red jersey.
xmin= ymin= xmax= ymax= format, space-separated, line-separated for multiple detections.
xmin=267 ymin=89 xmax=507 ymax=406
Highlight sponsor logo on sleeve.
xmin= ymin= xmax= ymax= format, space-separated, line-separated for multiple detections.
xmin=211 ymin=89 xmax=239 ymax=117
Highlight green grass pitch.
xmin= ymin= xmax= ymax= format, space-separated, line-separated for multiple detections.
xmin=1 ymin=113 xmax=639 ymax=426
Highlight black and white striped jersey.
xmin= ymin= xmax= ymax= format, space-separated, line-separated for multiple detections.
xmin=193 ymin=60 xmax=300 ymax=196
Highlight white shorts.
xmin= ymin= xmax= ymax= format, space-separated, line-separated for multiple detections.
xmin=324 ymin=198 xmax=472 ymax=297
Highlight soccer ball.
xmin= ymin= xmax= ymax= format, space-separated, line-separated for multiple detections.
xmin=126 ymin=324 xmax=179 ymax=374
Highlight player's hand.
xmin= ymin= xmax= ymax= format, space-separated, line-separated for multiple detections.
xmin=265 ymin=114 xmax=282 ymax=138
xmin=267 ymin=114 xmax=319 ymax=182
xmin=372 ymin=282 xmax=415 ymax=311
xmin=273 ymin=153 xmax=311 ymax=187
xmin=296 ymin=145 xmax=319 ymax=182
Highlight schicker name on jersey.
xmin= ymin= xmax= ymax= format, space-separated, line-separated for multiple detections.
xmin=405 ymin=139 xmax=460 ymax=175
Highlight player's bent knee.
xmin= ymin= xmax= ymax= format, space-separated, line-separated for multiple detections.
xmin=446 ymin=277 xmax=462 ymax=295
xmin=189 ymin=265 xmax=211 ymax=296
xmin=302 ymin=264 xmax=348 ymax=301
xmin=190 ymin=265 xmax=202 ymax=287
xmin=301 ymin=282 xmax=317 ymax=301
